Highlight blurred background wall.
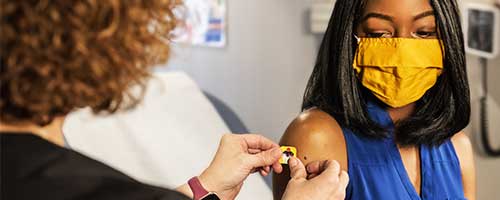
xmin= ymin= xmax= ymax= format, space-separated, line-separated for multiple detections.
xmin=165 ymin=0 xmax=317 ymax=143
xmin=161 ymin=0 xmax=500 ymax=199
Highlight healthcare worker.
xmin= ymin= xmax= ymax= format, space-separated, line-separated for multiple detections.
xmin=0 ymin=0 xmax=348 ymax=200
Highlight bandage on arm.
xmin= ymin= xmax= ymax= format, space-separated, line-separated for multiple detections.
xmin=272 ymin=108 xmax=347 ymax=200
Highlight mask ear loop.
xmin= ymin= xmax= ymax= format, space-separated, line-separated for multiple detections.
xmin=353 ymin=34 xmax=361 ymax=43
xmin=352 ymin=34 xmax=362 ymax=79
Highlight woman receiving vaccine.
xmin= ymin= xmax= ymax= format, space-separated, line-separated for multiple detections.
xmin=274 ymin=0 xmax=476 ymax=199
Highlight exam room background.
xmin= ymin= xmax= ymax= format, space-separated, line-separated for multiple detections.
xmin=163 ymin=0 xmax=500 ymax=199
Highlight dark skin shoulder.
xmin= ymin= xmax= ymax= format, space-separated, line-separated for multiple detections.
xmin=451 ymin=132 xmax=476 ymax=200
xmin=272 ymin=108 xmax=347 ymax=200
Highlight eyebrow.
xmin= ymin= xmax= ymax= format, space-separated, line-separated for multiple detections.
xmin=361 ymin=13 xmax=394 ymax=23
xmin=360 ymin=10 xmax=435 ymax=23
xmin=413 ymin=10 xmax=435 ymax=21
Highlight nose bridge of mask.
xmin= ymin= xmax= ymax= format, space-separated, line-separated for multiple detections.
xmin=353 ymin=38 xmax=444 ymax=74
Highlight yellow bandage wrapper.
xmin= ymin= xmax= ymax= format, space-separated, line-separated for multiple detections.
xmin=279 ymin=146 xmax=297 ymax=164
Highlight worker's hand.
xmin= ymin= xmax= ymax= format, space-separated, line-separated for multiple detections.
xmin=199 ymin=134 xmax=283 ymax=200
xmin=281 ymin=157 xmax=349 ymax=200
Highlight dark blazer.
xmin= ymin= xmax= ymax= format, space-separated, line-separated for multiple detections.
xmin=1 ymin=133 xmax=190 ymax=200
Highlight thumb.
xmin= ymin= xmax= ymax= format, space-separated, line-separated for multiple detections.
xmin=247 ymin=147 xmax=281 ymax=168
xmin=288 ymin=157 xmax=307 ymax=179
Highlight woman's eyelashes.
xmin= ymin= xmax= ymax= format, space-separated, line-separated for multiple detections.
xmin=366 ymin=32 xmax=392 ymax=38
xmin=412 ymin=30 xmax=437 ymax=38
xmin=363 ymin=29 xmax=436 ymax=38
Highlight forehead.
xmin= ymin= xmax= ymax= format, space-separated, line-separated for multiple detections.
xmin=363 ymin=0 xmax=434 ymax=16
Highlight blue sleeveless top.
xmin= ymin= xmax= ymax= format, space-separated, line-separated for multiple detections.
xmin=343 ymin=102 xmax=465 ymax=200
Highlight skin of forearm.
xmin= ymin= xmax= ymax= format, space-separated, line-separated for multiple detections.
xmin=176 ymin=183 xmax=194 ymax=199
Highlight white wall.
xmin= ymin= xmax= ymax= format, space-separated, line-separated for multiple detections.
xmin=163 ymin=0 xmax=500 ymax=198
xmin=467 ymin=54 xmax=500 ymax=200
xmin=459 ymin=0 xmax=500 ymax=199
xmin=165 ymin=0 xmax=318 ymax=142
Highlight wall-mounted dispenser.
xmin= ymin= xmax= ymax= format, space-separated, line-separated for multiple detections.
xmin=463 ymin=3 xmax=500 ymax=157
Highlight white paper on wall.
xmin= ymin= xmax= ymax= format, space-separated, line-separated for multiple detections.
xmin=173 ymin=0 xmax=226 ymax=48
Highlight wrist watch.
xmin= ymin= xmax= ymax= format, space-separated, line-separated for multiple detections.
xmin=188 ymin=176 xmax=220 ymax=200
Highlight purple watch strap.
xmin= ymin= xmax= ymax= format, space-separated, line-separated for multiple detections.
xmin=188 ymin=176 xmax=209 ymax=200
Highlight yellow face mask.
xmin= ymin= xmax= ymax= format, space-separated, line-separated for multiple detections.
xmin=353 ymin=38 xmax=444 ymax=108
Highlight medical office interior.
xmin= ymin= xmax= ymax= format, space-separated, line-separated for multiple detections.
xmin=61 ymin=0 xmax=500 ymax=199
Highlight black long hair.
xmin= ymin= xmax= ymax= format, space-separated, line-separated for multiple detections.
xmin=302 ymin=0 xmax=470 ymax=146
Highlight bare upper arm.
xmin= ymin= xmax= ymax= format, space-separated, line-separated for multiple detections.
xmin=451 ymin=132 xmax=476 ymax=200
xmin=272 ymin=108 xmax=347 ymax=200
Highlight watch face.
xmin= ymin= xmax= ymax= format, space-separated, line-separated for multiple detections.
xmin=201 ymin=193 xmax=220 ymax=200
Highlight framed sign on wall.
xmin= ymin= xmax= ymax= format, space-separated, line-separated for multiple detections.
xmin=173 ymin=0 xmax=227 ymax=48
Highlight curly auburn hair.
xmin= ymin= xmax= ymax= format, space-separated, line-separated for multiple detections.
xmin=1 ymin=0 xmax=178 ymax=126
